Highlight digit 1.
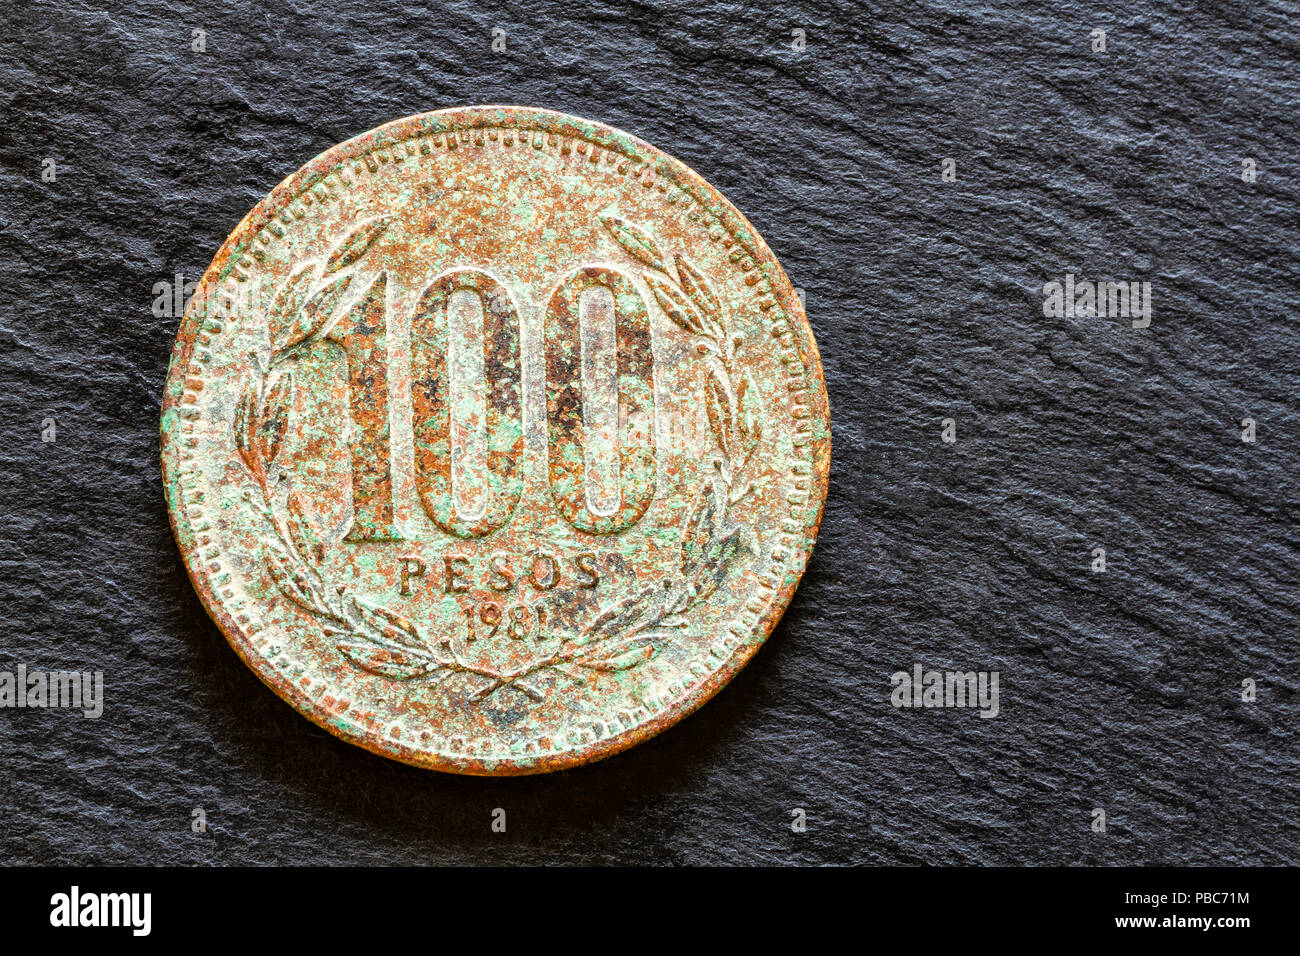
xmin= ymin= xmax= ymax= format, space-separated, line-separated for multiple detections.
xmin=411 ymin=268 xmax=524 ymax=538
xmin=324 ymin=271 xmax=401 ymax=541
xmin=545 ymin=265 xmax=656 ymax=534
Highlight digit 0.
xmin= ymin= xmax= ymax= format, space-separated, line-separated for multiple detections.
xmin=544 ymin=266 xmax=656 ymax=535
xmin=411 ymin=269 xmax=525 ymax=538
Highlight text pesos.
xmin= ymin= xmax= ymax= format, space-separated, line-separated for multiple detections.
xmin=397 ymin=551 xmax=602 ymax=595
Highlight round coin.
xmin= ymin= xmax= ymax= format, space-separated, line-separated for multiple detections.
xmin=161 ymin=106 xmax=830 ymax=774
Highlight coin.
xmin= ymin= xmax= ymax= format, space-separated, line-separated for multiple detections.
xmin=161 ymin=106 xmax=830 ymax=774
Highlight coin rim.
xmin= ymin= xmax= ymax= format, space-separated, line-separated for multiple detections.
xmin=161 ymin=105 xmax=831 ymax=775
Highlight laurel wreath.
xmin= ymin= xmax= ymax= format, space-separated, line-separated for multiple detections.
xmin=235 ymin=215 xmax=763 ymax=701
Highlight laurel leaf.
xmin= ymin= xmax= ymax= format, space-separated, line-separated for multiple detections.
xmin=588 ymin=648 xmax=655 ymax=672
xmin=353 ymin=600 xmax=430 ymax=653
xmin=303 ymin=271 xmax=355 ymax=336
xmin=636 ymin=626 xmax=684 ymax=643
xmin=335 ymin=641 xmax=441 ymax=680
xmin=266 ymin=265 xmax=317 ymax=353
xmin=584 ymin=583 xmax=660 ymax=642
xmin=274 ymin=272 xmax=354 ymax=353
xmin=680 ymin=483 xmax=719 ymax=575
xmin=600 ymin=215 xmax=666 ymax=272
xmin=324 ymin=217 xmax=391 ymax=277
xmin=703 ymin=368 xmax=732 ymax=456
xmin=578 ymin=639 xmax=657 ymax=672
xmin=285 ymin=491 xmax=324 ymax=565
xmin=644 ymin=272 xmax=706 ymax=336
xmin=692 ymin=528 xmax=742 ymax=602
xmin=673 ymin=254 xmax=723 ymax=334
xmin=735 ymin=371 xmax=763 ymax=465
xmin=272 ymin=271 xmax=352 ymax=355
xmin=264 ymin=544 xmax=330 ymax=617
xmin=258 ymin=371 xmax=293 ymax=464
xmin=233 ymin=377 xmax=259 ymax=470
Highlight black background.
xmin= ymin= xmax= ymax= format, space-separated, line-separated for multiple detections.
xmin=1 ymin=0 xmax=1296 ymax=865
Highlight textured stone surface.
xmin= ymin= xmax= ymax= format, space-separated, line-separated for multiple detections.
xmin=1 ymin=0 xmax=1296 ymax=865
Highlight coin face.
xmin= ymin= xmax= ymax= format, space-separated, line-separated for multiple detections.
xmin=161 ymin=106 xmax=829 ymax=774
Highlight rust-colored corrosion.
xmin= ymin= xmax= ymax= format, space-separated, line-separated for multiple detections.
xmin=160 ymin=106 xmax=830 ymax=774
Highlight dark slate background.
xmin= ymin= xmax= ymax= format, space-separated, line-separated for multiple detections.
xmin=1 ymin=0 xmax=1296 ymax=866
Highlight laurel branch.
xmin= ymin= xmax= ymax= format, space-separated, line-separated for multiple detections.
xmin=234 ymin=216 xmax=763 ymax=699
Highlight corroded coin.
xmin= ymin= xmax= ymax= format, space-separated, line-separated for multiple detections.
xmin=161 ymin=106 xmax=830 ymax=774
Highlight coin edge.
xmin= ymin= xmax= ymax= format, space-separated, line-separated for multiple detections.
xmin=159 ymin=105 xmax=831 ymax=775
